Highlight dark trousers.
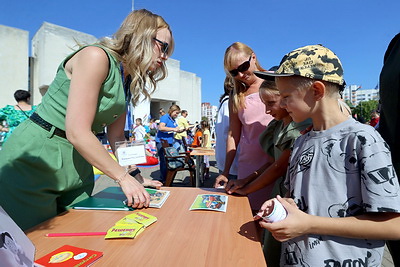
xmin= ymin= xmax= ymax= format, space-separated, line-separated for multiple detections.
xmin=124 ymin=130 xmax=130 ymax=141
xmin=387 ymin=240 xmax=400 ymax=266
xmin=156 ymin=141 xmax=168 ymax=183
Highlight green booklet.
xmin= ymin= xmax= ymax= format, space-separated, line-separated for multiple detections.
xmin=71 ymin=187 xmax=133 ymax=211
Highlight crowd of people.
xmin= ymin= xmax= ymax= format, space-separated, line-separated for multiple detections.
xmin=0 ymin=8 xmax=399 ymax=267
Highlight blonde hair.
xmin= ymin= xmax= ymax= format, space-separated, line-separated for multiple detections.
xmin=277 ymin=76 xmax=342 ymax=96
xmin=98 ymin=9 xmax=174 ymax=105
xmin=276 ymin=76 xmax=352 ymax=115
xmin=224 ymin=42 xmax=266 ymax=112
xmin=168 ymin=104 xmax=181 ymax=115
xmin=259 ymin=80 xmax=278 ymax=98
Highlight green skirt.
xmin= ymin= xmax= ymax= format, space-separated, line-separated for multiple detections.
xmin=0 ymin=119 xmax=94 ymax=230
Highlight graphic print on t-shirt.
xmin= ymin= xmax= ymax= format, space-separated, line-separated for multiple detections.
xmin=282 ymin=119 xmax=400 ymax=266
xmin=328 ymin=197 xmax=363 ymax=217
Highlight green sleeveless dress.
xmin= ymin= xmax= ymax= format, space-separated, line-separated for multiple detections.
xmin=0 ymin=45 xmax=126 ymax=230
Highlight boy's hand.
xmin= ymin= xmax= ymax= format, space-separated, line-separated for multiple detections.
xmin=259 ymin=195 xmax=310 ymax=242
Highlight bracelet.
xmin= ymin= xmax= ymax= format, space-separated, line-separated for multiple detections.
xmin=114 ymin=170 xmax=129 ymax=184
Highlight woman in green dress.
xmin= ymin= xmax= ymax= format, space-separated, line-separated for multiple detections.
xmin=0 ymin=9 xmax=171 ymax=230
xmin=0 ymin=90 xmax=37 ymax=146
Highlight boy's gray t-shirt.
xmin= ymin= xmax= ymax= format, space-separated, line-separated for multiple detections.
xmin=282 ymin=118 xmax=400 ymax=266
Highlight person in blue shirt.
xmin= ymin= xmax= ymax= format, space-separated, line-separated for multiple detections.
xmin=155 ymin=104 xmax=185 ymax=183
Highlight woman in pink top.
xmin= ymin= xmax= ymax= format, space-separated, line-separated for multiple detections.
xmin=214 ymin=42 xmax=273 ymax=211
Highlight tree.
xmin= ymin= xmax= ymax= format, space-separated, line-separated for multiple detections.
xmin=352 ymin=100 xmax=379 ymax=122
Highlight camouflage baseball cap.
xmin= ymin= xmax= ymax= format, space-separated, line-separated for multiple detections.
xmin=254 ymin=44 xmax=345 ymax=87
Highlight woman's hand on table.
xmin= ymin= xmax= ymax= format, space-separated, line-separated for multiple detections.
xmin=119 ymin=176 xmax=151 ymax=208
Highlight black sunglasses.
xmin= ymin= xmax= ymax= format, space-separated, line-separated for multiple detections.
xmin=229 ymin=55 xmax=252 ymax=77
xmin=153 ymin=38 xmax=169 ymax=55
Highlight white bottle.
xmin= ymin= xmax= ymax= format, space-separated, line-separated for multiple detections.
xmin=254 ymin=198 xmax=287 ymax=223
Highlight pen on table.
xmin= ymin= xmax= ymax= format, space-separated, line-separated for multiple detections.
xmin=45 ymin=232 xmax=107 ymax=237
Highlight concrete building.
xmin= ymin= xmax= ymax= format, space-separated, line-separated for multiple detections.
xmin=201 ymin=102 xmax=213 ymax=121
xmin=343 ymin=84 xmax=379 ymax=106
xmin=201 ymin=102 xmax=218 ymax=139
xmin=0 ymin=25 xmax=29 ymax=106
xmin=0 ymin=23 xmax=201 ymax=125
xmin=31 ymin=22 xmax=98 ymax=104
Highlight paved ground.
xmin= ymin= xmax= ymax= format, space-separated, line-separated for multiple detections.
xmin=93 ymin=155 xmax=394 ymax=266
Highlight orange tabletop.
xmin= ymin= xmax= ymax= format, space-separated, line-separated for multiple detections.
xmin=189 ymin=147 xmax=215 ymax=156
xmin=189 ymin=149 xmax=216 ymax=186
xmin=26 ymin=187 xmax=266 ymax=267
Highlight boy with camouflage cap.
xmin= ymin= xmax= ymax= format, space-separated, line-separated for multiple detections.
xmin=254 ymin=45 xmax=400 ymax=266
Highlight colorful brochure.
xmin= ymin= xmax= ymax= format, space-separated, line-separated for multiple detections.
xmin=123 ymin=189 xmax=170 ymax=208
xmin=189 ymin=194 xmax=228 ymax=212
xmin=146 ymin=188 xmax=170 ymax=208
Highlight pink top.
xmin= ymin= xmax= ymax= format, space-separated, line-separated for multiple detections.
xmin=238 ymin=92 xmax=273 ymax=210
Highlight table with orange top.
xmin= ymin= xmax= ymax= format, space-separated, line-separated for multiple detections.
xmin=26 ymin=187 xmax=266 ymax=266
xmin=190 ymin=147 xmax=216 ymax=187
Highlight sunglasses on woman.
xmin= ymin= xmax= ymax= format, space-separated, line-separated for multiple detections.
xmin=153 ymin=38 xmax=169 ymax=55
xmin=229 ymin=55 xmax=252 ymax=77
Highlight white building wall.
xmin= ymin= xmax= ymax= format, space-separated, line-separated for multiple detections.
xmin=179 ymin=71 xmax=201 ymax=123
xmin=0 ymin=25 xmax=29 ymax=107
xmin=152 ymin=59 xmax=181 ymax=103
xmin=133 ymin=97 xmax=151 ymax=123
xmin=142 ymin=55 xmax=201 ymax=123
xmin=0 ymin=22 xmax=201 ymax=128
xmin=31 ymin=22 xmax=97 ymax=105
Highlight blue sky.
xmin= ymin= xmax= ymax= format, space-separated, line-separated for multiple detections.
xmin=2 ymin=0 xmax=400 ymax=106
